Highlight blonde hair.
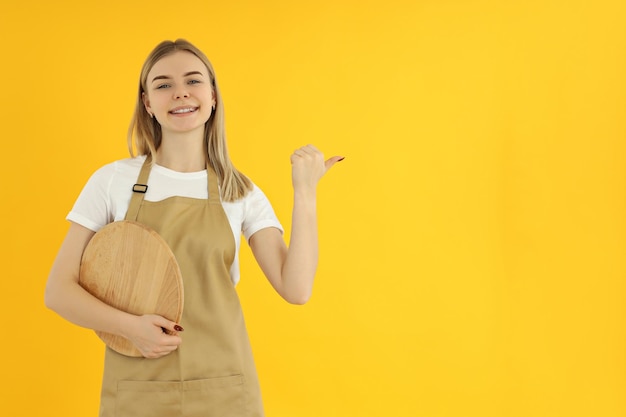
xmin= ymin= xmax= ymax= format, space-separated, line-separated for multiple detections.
xmin=128 ymin=39 xmax=252 ymax=202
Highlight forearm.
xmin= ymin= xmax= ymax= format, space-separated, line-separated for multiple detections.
xmin=280 ymin=189 xmax=319 ymax=304
xmin=45 ymin=277 xmax=136 ymax=339
xmin=46 ymin=274 xmax=182 ymax=358
xmin=46 ymin=221 xmax=182 ymax=358
xmin=45 ymin=223 xmax=137 ymax=339
xmin=251 ymin=145 xmax=342 ymax=304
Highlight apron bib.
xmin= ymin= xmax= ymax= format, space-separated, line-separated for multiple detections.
xmin=98 ymin=159 xmax=264 ymax=417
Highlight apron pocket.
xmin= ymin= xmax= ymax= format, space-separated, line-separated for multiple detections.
xmin=183 ymin=375 xmax=246 ymax=417
xmin=116 ymin=380 xmax=181 ymax=417
xmin=116 ymin=375 xmax=246 ymax=417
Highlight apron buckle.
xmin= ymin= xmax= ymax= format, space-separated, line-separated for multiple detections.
xmin=132 ymin=184 xmax=148 ymax=193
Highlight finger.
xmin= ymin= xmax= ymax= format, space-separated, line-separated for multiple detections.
xmin=153 ymin=316 xmax=184 ymax=334
xmin=301 ymin=144 xmax=320 ymax=155
xmin=293 ymin=145 xmax=320 ymax=158
xmin=161 ymin=336 xmax=183 ymax=347
xmin=291 ymin=149 xmax=313 ymax=164
xmin=324 ymin=156 xmax=345 ymax=171
xmin=147 ymin=345 xmax=178 ymax=359
xmin=294 ymin=148 xmax=314 ymax=157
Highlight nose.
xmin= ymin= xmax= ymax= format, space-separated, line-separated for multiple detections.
xmin=173 ymin=86 xmax=190 ymax=99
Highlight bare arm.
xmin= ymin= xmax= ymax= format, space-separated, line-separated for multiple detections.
xmin=249 ymin=145 xmax=343 ymax=304
xmin=45 ymin=222 xmax=182 ymax=358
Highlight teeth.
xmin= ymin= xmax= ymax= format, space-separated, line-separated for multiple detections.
xmin=171 ymin=107 xmax=196 ymax=114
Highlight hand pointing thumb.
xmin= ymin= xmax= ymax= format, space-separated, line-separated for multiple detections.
xmin=324 ymin=156 xmax=345 ymax=173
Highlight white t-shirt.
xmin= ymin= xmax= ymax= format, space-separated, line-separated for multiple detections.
xmin=67 ymin=156 xmax=283 ymax=285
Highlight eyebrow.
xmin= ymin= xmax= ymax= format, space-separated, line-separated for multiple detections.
xmin=151 ymin=71 xmax=205 ymax=83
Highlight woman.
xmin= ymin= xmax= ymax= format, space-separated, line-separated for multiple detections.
xmin=45 ymin=39 xmax=342 ymax=417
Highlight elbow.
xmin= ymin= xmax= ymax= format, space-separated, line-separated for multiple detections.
xmin=44 ymin=283 xmax=60 ymax=312
xmin=287 ymin=297 xmax=309 ymax=306
xmin=276 ymin=270 xmax=315 ymax=304
xmin=284 ymin=290 xmax=312 ymax=305
xmin=44 ymin=287 xmax=54 ymax=311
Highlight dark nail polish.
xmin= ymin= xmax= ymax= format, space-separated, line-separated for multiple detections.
xmin=174 ymin=325 xmax=184 ymax=332
xmin=338 ymin=157 xmax=345 ymax=162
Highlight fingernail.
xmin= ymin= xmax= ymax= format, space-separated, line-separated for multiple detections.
xmin=174 ymin=325 xmax=184 ymax=332
xmin=338 ymin=157 xmax=345 ymax=162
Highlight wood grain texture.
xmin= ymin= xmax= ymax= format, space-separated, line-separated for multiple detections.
xmin=78 ymin=220 xmax=184 ymax=357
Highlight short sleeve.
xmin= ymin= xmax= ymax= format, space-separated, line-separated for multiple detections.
xmin=242 ymin=185 xmax=283 ymax=241
xmin=66 ymin=164 xmax=116 ymax=232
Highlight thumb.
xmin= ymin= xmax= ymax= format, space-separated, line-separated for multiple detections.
xmin=324 ymin=156 xmax=345 ymax=172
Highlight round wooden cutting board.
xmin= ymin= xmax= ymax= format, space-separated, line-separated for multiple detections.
xmin=78 ymin=220 xmax=184 ymax=357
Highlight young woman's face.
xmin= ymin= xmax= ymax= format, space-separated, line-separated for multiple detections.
xmin=143 ymin=51 xmax=216 ymax=136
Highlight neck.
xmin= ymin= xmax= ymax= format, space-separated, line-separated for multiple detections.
xmin=156 ymin=128 xmax=206 ymax=172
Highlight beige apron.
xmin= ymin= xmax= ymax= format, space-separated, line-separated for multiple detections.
xmin=99 ymin=159 xmax=264 ymax=417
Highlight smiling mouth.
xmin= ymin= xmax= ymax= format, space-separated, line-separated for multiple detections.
xmin=169 ymin=107 xmax=199 ymax=114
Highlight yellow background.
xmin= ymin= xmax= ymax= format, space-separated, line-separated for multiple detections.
xmin=1 ymin=0 xmax=625 ymax=416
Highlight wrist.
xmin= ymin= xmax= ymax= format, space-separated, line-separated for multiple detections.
xmin=118 ymin=313 xmax=138 ymax=340
xmin=293 ymin=187 xmax=317 ymax=204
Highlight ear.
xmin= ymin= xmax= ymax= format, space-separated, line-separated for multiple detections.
xmin=142 ymin=92 xmax=152 ymax=115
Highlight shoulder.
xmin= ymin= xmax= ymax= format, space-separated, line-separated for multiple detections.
xmin=236 ymin=182 xmax=271 ymax=207
xmin=86 ymin=156 xmax=146 ymax=185
xmin=108 ymin=156 xmax=146 ymax=176
xmin=89 ymin=156 xmax=145 ymax=177
xmin=222 ymin=181 xmax=274 ymax=218
xmin=77 ymin=156 xmax=147 ymax=203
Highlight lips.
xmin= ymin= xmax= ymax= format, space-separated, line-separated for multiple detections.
xmin=169 ymin=106 xmax=199 ymax=114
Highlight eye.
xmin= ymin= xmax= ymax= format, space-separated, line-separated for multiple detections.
xmin=156 ymin=84 xmax=170 ymax=89
xmin=188 ymin=79 xmax=201 ymax=85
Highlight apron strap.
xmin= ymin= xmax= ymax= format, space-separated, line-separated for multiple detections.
xmin=126 ymin=156 xmax=220 ymax=220
xmin=207 ymin=164 xmax=221 ymax=204
xmin=125 ymin=157 xmax=152 ymax=221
